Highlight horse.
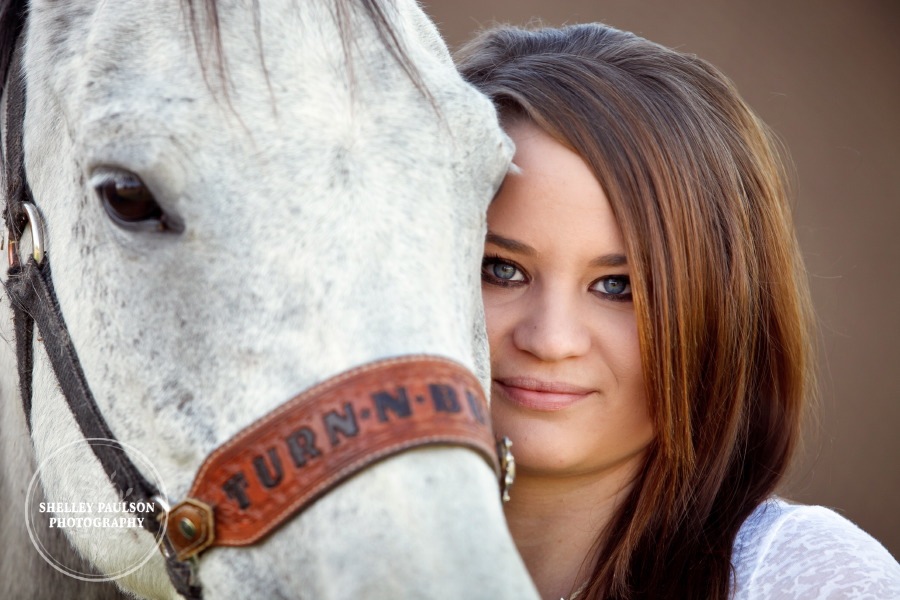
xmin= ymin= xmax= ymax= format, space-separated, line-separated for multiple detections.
xmin=0 ymin=0 xmax=539 ymax=598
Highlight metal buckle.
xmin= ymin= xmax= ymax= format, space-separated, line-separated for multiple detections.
xmin=8 ymin=202 xmax=45 ymax=268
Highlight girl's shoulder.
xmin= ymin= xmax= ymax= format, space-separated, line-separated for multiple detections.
xmin=731 ymin=497 xmax=900 ymax=599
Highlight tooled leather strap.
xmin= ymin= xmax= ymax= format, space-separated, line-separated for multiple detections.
xmin=163 ymin=356 xmax=496 ymax=561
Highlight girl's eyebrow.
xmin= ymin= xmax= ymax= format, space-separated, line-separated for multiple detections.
xmin=485 ymin=231 xmax=536 ymax=255
xmin=487 ymin=231 xmax=628 ymax=268
xmin=589 ymin=254 xmax=628 ymax=267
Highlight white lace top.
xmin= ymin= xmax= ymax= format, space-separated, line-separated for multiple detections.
xmin=731 ymin=498 xmax=900 ymax=599
xmin=563 ymin=497 xmax=898 ymax=600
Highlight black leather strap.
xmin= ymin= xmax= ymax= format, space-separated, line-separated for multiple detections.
xmin=6 ymin=259 xmax=163 ymax=511
xmin=6 ymin=37 xmax=34 ymax=427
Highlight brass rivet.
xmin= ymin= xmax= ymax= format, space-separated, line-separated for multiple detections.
xmin=179 ymin=517 xmax=198 ymax=540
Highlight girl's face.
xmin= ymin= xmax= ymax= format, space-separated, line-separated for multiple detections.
xmin=483 ymin=120 xmax=653 ymax=480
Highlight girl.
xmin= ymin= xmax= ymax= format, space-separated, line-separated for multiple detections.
xmin=458 ymin=23 xmax=900 ymax=600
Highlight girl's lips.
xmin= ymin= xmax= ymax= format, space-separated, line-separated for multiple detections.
xmin=493 ymin=378 xmax=593 ymax=412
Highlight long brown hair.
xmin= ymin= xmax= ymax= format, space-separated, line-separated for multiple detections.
xmin=457 ymin=23 xmax=814 ymax=600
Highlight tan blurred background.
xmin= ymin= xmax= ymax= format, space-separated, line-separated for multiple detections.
xmin=421 ymin=0 xmax=900 ymax=558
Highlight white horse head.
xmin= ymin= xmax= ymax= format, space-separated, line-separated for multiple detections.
xmin=0 ymin=0 xmax=538 ymax=598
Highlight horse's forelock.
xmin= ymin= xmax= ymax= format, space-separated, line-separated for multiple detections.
xmin=349 ymin=0 xmax=430 ymax=99
xmin=181 ymin=0 xmax=428 ymax=100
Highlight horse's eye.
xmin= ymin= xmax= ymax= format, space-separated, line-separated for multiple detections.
xmin=94 ymin=169 xmax=182 ymax=232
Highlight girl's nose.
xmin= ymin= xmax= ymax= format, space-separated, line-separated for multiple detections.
xmin=511 ymin=286 xmax=591 ymax=362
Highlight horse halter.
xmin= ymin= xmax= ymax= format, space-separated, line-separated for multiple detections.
xmin=2 ymin=21 xmax=513 ymax=600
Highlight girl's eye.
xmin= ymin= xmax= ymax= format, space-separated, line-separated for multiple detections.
xmin=481 ymin=257 xmax=526 ymax=285
xmin=491 ymin=262 xmax=522 ymax=280
xmin=591 ymin=275 xmax=632 ymax=301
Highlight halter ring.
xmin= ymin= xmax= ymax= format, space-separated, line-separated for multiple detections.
xmin=8 ymin=202 xmax=45 ymax=268
xmin=22 ymin=203 xmax=45 ymax=265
